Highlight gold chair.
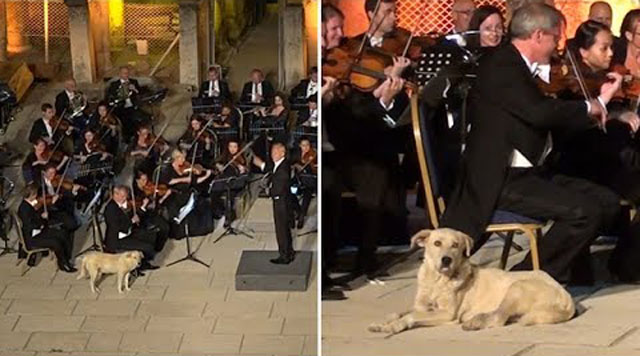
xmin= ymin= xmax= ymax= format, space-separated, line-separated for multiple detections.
xmin=410 ymin=93 xmax=543 ymax=270
xmin=13 ymin=213 xmax=57 ymax=276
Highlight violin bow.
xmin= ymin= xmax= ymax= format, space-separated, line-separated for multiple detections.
xmin=54 ymin=159 xmax=72 ymax=196
xmin=145 ymin=120 xmax=171 ymax=155
xmin=45 ymin=138 xmax=66 ymax=165
xmin=188 ymin=140 xmax=199 ymax=182
xmin=566 ymin=48 xmax=607 ymax=132
xmin=130 ymin=183 xmax=138 ymax=217
xmin=40 ymin=172 xmax=48 ymax=216
xmin=357 ymin=0 xmax=383 ymax=56
xmin=401 ymin=0 xmax=428 ymax=58
xmin=190 ymin=117 xmax=216 ymax=150
xmin=52 ymin=108 xmax=67 ymax=134
xmin=220 ymin=139 xmax=256 ymax=173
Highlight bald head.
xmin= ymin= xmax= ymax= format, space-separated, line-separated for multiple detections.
xmin=452 ymin=0 xmax=476 ymax=32
xmin=589 ymin=1 xmax=612 ymax=28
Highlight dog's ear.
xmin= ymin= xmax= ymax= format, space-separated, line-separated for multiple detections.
xmin=459 ymin=231 xmax=474 ymax=257
xmin=410 ymin=229 xmax=432 ymax=248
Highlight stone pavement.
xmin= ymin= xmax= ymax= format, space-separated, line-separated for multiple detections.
xmin=322 ymin=234 xmax=640 ymax=356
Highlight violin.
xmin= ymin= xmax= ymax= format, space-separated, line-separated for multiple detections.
xmin=51 ymin=175 xmax=86 ymax=193
xmin=177 ymin=161 xmax=205 ymax=176
xmin=49 ymin=116 xmax=74 ymax=134
xmin=40 ymin=148 xmax=67 ymax=165
xmin=141 ymin=182 xmax=170 ymax=197
xmin=99 ymin=114 xmax=120 ymax=128
xmin=33 ymin=195 xmax=56 ymax=211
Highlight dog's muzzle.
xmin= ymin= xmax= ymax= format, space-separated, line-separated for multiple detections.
xmin=440 ymin=256 xmax=453 ymax=271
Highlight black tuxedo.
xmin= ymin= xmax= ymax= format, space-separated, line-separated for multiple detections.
xmin=106 ymin=78 xmax=141 ymax=107
xmin=198 ymin=80 xmax=231 ymax=101
xmin=106 ymin=78 xmax=148 ymax=142
xmin=18 ymin=200 xmax=71 ymax=268
xmin=263 ymin=158 xmax=294 ymax=258
xmin=55 ymin=91 xmax=71 ymax=117
xmin=440 ymin=44 xmax=621 ymax=281
xmin=29 ymin=118 xmax=55 ymax=144
xmin=104 ymin=200 xmax=157 ymax=260
xmin=240 ymin=80 xmax=274 ymax=105
xmin=290 ymin=79 xmax=317 ymax=103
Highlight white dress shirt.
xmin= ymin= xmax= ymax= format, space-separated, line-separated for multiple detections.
xmin=251 ymin=82 xmax=263 ymax=103
xmin=208 ymin=80 xmax=220 ymax=97
xmin=120 ymin=79 xmax=134 ymax=108
xmin=27 ymin=199 xmax=43 ymax=237
xmin=306 ymin=80 xmax=318 ymax=98
xmin=43 ymin=118 xmax=53 ymax=138
xmin=116 ymin=200 xmax=132 ymax=239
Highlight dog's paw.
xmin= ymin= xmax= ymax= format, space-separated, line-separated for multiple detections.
xmin=368 ymin=322 xmax=386 ymax=333
xmin=462 ymin=313 xmax=490 ymax=331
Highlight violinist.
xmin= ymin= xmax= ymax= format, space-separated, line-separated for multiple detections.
xmin=322 ymin=2 xmax=409 ymax=280
xmin=290 ymin=66 xmax=318 ymax=105
xmin=40 ymin=164 xmax=81 ymax=233
xmin=253 ymin=92 xmax=289 ymax=130
xmin=178 ymin=116 xmax=214 ymax=168
xmin=211 ymin=103 xmax=239 ymax=129
xmin=612 ymin=10 xmax=640 ymax=78
xmin=129 ymin=126 xmax=167 ymax=176
xmin=292 ymin=137 xmax=317 ymax=229
xmin=18 ymin=183 xmax=77 ymax=272
xmin=211 ymin=139 xmax=248 ymax=227
xmin=29 ymin=103 xmax=73 ymax=146
xmin=297 ymin=95 xmax=318 ymax=127
xmin=90 ymin=101 xmax=121 ymax=155
xmin=467 ymin=5 xmax=505 ymax=49
xmin=160 ymin=149 xmax=213 ymax=216
xmin=75 ymin=129 xmax=111 ymax=164
xmin=22 ymin=138 xmax=70 ymax=184
xmin=104 ymin=185 xmax=159 ymax=271
xmin=132 ymin=171 xmax=171 ymax=250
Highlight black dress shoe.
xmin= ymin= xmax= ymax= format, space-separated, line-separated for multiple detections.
xmin=132 ymin=269 xmax=146 ymax=278
xmin=296 ymin=217 xmax=305 ymax=230
xmin=61 ymin=264 xmax=77 ymax=273
xmin=140 ymin=261 xmax=160 ymax=270
xmin=270 ymin=255 xmax=294 ymax=264
xmin=322 ymin=288 xmax=348 ymax=301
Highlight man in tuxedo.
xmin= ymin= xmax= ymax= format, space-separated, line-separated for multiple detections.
xmin=440 ymin=4 xmax=623 ymax=283
xmin=254 ymin=142 xmax=295 ymax=264
xmin=290 ymin=67 xmax=318 ymax=105
xmin=29 ymin=103 xmax=57 ymax=145
xmin=18 ymin=183 xmax=76 ymax=272
xmin=588 ymin=1 xmax=612 ymax=28
xmin=240 ymin=69 xmax=275 ymax=106
xmin=55 ymin=78 xmax=90 ymax=132
xmin=104 ymin=185 xmax=159 ymax=271
xmin=198 ymin=66 xmax=231 ymax=101
xmin=106 ymin=66 xmax=149 ymax=143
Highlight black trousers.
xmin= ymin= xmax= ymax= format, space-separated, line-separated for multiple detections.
xmin=322 ymin=152 xmax=342 ymax=273
xmin=141 ymin=212 xmax=170 ymax=252
xmin=273 ymin=197 xmax=293 ymax=258
xmin=115 ymin=107 xmax=150 ymax=143
xmin=28 ymin=228 xmax=72 ymax=268
xmin=501 ymin=170 xmax=620 ymax=282
xmin=114 ymin=230 xmax=158 ymax=261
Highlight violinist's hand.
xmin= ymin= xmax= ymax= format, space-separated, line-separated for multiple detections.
xmin=587 ymin=99 xmax=608 ymax=128
xmin=374 ymin=77 xmax=405 ymax=108
xmin=322 ymin=76 xmax=339 ymax=103
xmin=142 ymin=198 xmax=150 ymax=208
xmin=132 ymin=214 xmax=140 ymax=224
xmin=101 ymin=153 xmax=109 ymax=161
xmin=141 ymin=150 xmax=149 ymax=157
xmin=79 ymin=155 xmax=87 ymax=164
xmin=253 ymin=156 xmax=265 ymax=169
xmin=239 ymin=165 xmax=247 ymax=174
xmin=52 ymin=194 xmax=60 ymax=205
xmin=617 ymin=111 xmax=640 ymax=133
xmin=66 ymin=127 xmax=74 ymax=135
xmin=129 ymin=84 xmax=138 ymax=93
xmin=599 ymin=72 xmax=624 ymax=104
xmin=72 ymin=185 xmax=80 ymax=195
xmin=390 ymin=56 xmax=411 ymax=77
xmin=41 ymin=211 xmax=48 ymax=220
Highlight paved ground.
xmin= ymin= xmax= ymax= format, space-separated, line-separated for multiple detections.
xmin=0 ymin=10 xmax=317 ymax=355
xmin=322 ymin=230 xmax=640 ymax=356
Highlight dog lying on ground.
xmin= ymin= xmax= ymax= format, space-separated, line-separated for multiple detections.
xmin=76 ymin=251 xmax=143 ymax=294
xmin=368 ymin=228 xmax=575 ymax=335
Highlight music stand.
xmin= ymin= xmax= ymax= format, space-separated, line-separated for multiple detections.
xmin=167 ymin=192 xmax=210 ymax=268
xmin=192 ymin=97 xmax=222 ymax=115
xmin=211 ymin=174 xmax=254 ymax=243
xmin=75 ymin=185 xmax=105 ymax=257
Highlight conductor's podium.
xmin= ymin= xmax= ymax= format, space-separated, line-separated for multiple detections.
xmin=235 ymin=250 xmax=313 ymax=291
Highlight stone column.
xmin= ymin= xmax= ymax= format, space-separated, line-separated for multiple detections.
xmin=179 ymin=0 xmax=202 ymax=87
xmin=0 ymin=0 xmax=7 ymax=61
xmin=279 ymin=3 xmax=304 ymax=90
xmin=89 ymin=0 xmax=111 ymax=77
xmin=65 ymin=0 xmax=96 ymax=83
xmin=5 ymin=0 xmax=30 ymax=54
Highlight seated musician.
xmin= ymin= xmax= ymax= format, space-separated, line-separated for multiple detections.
xmin=106 ymin=66 xmax=150 ymax=143
xmin=22 ymin=138 xmax=70 ymax=184
xmin=132 ymin=171 xmax=171 ymax=248
xmin=212 ymin=103 xmax=239 ymax=129
xmin=296 ymin=95 xmax=318 ymax=127
xmin=55 ymin=78 xmax=90 ymax=131
xmin=254 ymin=92 xmax=289 ymax=129
xmin=90 ymin=101 xmax=121 ymax=155
xmin=290 ymin=66 xmax=318 ymax=105
xmin=467 ymin=5 xmax=505 ymax=49
xmin=440 ymin=4 xmax=624 ymax=285
xmin=29 ymin=103 xmax=73 ymax=146
xmin=211 ymin=139 xmax=249 ymax=227
xmin=451 ymin=0 xmax=476 ymax=34
xmin=178 ymin=116 xmax=214 ymax=168
xmin=198 ymin=66 xmax=231 ymax=102
xmin=240 ymin=68 xmax=275 ymax=106
xmin=129 ymin=126 xmax=168 ymax=176
xmin=75 ymin=128 xmax=112 ymax=163
xmin=161 ymin=149 xmax=213 ymax=215
xmin=18 ymin=183 xmax=77 ymax=272
xmin=292 ymin=136 xmax=317 ymax=229
xmin=104 ymin=185 xmax=160 ymax=272
xmin=612 ymin=10 xmax=640 ymax=75
xmin=40 ymin=164 xmax=81 ymax=233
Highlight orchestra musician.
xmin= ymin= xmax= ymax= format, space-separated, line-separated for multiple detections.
xmin=297 ymin=95 xmax=318 ymax=127
xmin=290 ymin=66 xmax=318 ymax=104
xmin=104 ymin=185 xmax=160 ymax=272
xmin=240 ymin=68 xmax=275 ymax=106
xmin=54 ymin=78 xmax=90 ymax=131
xmin=253 ymin=92 xmax=289 ymax=130
xmin=440 ymin=4 xmax=624 ymax=284
xmin=212 ymin=103 xmax=239 ymax=129
xmin=451 ymin=0 xmax=477 ymax=34
xmin=29 ymin=103 xmax=73 ymax=147
xmin=588 ymin=1 xmax=613 ymax=29
xmin=612 ymin=10 xmax=640 ymax=77
xmin=178 ymin=116 xmax=215 ymax=169
xmin=90 ymin=101 xmax=121 ymax=155
xmin=198 ymin=66 xmax=231 ymax=102
xmin=106 ymin=66 xmax=150 ymax=143
xmin=22 ymin=138 xmax=70 ymax=184
xmin=467 ymin=5 xmax=505 ymax=49
xmin=160 ymin=149 xmax=213 ymax=216
xmin=253 ymin=142 xmax=295 ymax=264
xmin=18 ymin=183 xmax=77 ymax=272
xmin=129 ymin=126 xmax=168 ymax=176
xmin=132 ymin=171 xmax=171 ymax=249
xmin=211 ymin=139 xmax=249 ymax=227
xmin=292 ymin=137 xmax=317 ymax=230
xmin=39 ymin=163 xmax=81 ymax=234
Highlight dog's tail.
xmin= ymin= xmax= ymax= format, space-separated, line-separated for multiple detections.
xmin=76 ymin=257 xmax=87 ymax=280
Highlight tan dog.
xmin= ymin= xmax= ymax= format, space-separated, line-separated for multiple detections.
xmin=76 ymin=251 xmax=143 ymax=294
xmin=369 ymin=228 xmax=575 ymax=335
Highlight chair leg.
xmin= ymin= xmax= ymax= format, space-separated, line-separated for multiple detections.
xmin=524 ymin=228 xmax=541 ymax=270
xmin=497 ymin=232 xmax=524 ymax=252
xmin=499 ymin=231 xmax=515 ymax=270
